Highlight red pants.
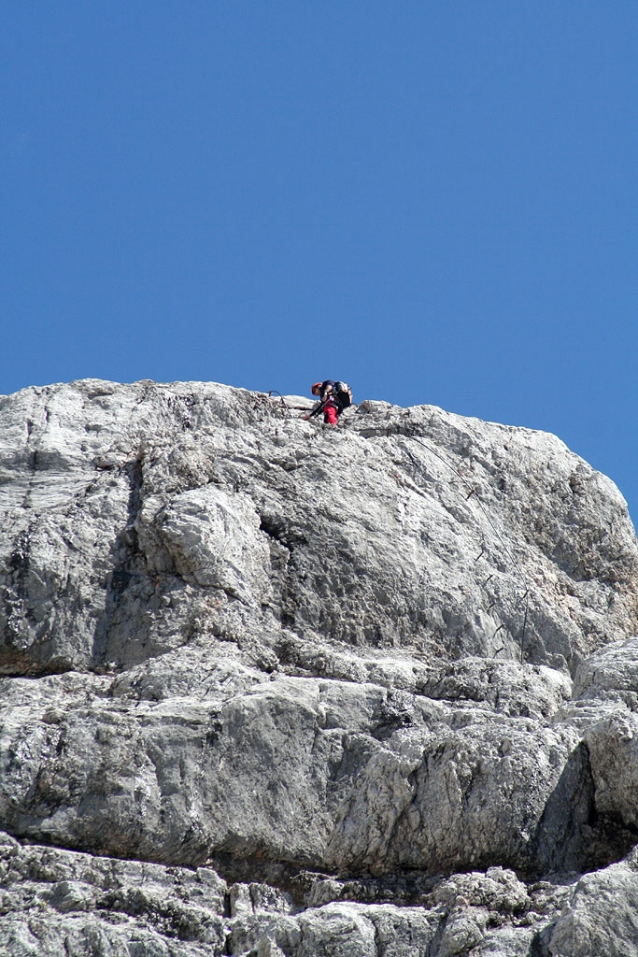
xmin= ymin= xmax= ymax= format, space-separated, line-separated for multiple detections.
xmin=323 ymin=401 xmax=338 ymax=425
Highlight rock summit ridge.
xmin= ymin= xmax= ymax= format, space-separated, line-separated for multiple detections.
xmin=1 ymin=378 xmax=638 ymax=955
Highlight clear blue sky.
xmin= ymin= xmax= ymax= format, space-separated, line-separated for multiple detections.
xmin=2 ymin=3 xmax=637 ymax=522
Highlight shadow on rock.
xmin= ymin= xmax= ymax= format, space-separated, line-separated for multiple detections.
xmin=533 ymin=741 xmax=638 ymax=879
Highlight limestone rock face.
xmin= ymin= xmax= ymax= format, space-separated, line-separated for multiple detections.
xmin=1 ymin=378 xmax=638 ymax=956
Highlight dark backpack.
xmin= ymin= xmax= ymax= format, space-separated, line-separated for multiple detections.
xmin=333 ymin=381 xmax=352 ymax=413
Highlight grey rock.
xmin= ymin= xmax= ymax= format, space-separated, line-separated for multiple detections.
xmin=2 ymin=380 xmax=636 ymax=676
xmin=573 ymin=635 xmax=638 ymax=705
xmin=547 ymin=849 xmax=638 ymax=957
xmin=0 ymin=831 xmax=228 ymax=955
xmin=0 ymin=378 xmax=638 ymax=955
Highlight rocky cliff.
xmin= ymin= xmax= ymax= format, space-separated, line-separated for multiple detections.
xmin=2 ymin=378 xmax=638 ymax=956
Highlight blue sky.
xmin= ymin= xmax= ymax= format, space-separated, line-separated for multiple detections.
xmin=2 ymin=3 xmax=637 ymax=521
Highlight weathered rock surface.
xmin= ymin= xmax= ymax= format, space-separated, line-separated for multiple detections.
xmin=0 ymin=378 xmax=638 ymax=955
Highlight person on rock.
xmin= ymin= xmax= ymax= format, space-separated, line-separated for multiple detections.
xmin=304 ymin=380 xmax=351 ymax=425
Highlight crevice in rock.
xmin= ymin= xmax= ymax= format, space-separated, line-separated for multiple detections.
xmin=425 ymin=916 xmax=449 ymax=957
xmin=530 ymin=922 xmax=554 ymax=957
xmin=6 ymin=529 xmax=32 ymax=602
xmin=259 ymin=513 xmax=306 ymax=629
xmin=210 ymin=853 xmax=347 ymax=909
xmin=531 ymin=740 xmax=638 ymax=880
xmin=91 ymin=453 xmax=151 ymax=670
xmin=259 ymin=514 xmax=308 ymax=550
xmin=208 ymin=852 xmax=457 ymax=913
xmin=0 ymin=527 xmax=46 ymax=676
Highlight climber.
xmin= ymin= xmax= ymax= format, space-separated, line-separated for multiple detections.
xmin=304 ymin=381 xmax=352 ymax=425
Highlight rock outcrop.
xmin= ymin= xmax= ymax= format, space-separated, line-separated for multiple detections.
xmin=1 ymin=378 xmax=638 ymax=955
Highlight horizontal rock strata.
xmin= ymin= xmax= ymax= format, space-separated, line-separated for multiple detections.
xmin=1 ymin=379 xmax=638 ymax=955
